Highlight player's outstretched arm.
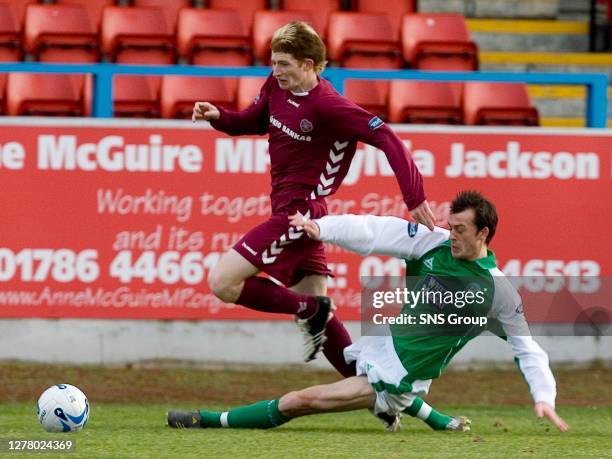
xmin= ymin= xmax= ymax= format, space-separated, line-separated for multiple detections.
xmin=289 ymin=213 xmax=448 ymax=258
xmin=534 ymin=402 xmax=569 ymax=432
xmin=192 ymin=101 xmax=220 ymax=122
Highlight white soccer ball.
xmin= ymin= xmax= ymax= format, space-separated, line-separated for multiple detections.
xmin=37 ymin=384 xmax=89 ymax=432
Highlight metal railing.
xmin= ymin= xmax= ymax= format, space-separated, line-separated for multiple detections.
xmin=0 ymin=62 xmax=608 ymax=128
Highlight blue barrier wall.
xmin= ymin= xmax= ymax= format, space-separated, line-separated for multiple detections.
xmin=0 ymin=63 xmax=608 ymax=127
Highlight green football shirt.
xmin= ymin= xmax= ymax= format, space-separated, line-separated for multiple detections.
xmin=317 ymin=214 xmax=556 ymax=407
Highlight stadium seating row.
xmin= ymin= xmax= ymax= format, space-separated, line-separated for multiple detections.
xmin=1 ymin=0 xmax=417 ymax=31
xmin=0 ymin=73 xmax=539 ymax=126
xmin=0 ymin=1 xmax=477 ymax=70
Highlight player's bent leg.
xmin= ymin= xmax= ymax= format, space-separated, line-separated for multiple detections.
xmin=210 ymin=251 xmax=329 ymax=319
xmin=207 ymin=249 xmax=259 ymax=303
xmin=279 ymin=376 xmax=375 ymax=418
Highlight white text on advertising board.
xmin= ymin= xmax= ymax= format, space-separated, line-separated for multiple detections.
xmin=211 ymin=139 xmax=599 ymax=181
xmin=36 ymin=135 xmax=203 ymax=172
xmin=446 ymin=141 xmax=598 ymax=179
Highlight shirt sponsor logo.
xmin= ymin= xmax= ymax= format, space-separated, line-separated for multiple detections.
xmin=269 ymin=115 xmax=312 ymax=142
xmin=300 ymin=119 xmax=314 ymax=133
xmin=368 ymin=116 xmax=384 ymax=130
xmin=407 ymin=222 xmax=419 ymax=237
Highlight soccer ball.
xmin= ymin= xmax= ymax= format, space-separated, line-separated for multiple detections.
xmin=37 ymin=384 xmax=89 ymax=432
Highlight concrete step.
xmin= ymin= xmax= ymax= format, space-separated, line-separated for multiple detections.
xmin=528 ymin=85 xmax=612 ymax=119
xmin=467 ymin=19 xmax=589 ymax=52
xmin=557 ymin=0 xmax=591 ymax=20
xmin=540 ymin=117 xmax=612 ymax=127
xmin=476 ymin=52 xmax=611 ymax=122
xmin=419 ymin=0 xmax=560 ymax=19
xmin=479 ymin=51 xmax=612 ymax=78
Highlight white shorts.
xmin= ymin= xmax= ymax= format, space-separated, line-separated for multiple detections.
xmin=344 ymin=334 xmax=432 ymax=415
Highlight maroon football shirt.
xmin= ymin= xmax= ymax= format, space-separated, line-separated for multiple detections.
xmin=211 ymin=74 xmax=426 ymax=214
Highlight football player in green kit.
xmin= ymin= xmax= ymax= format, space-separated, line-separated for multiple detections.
xmin=168 ymin=191 xmax=568 ymax=433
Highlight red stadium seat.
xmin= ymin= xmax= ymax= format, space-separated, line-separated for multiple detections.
xmin=0 ymin=3 xmax=22 ymax=61
xmin=208 ymin=0 xmax=267 ymax=32
xmin=3 ymin=0 xmax=35 ymax=25
xmin=402 ymin=13 xmax=478 ymax=70
xmin=327 ymin=12 xmax=402 ymax=69
xmin=83 ymin=72 xmax=92 ymax=116
xmin=236 ymin=76 xmax=267 ymax=110
xmin=0 ymin=73 xmax=7 ymax=113
xmin=344 ymin=80 xmax=389 ymax=121
xmin=132 ymin=0 xmax=191 ymax=30
xmin=6 ymin=73 xmax=88 ymax=116
xmin=253 ymin=10 xmax=319 ymax=64
xmin=160 ymin=76 xmax=237 ymax=119
xmin=24 ymin=4 xmax=99 ymax=63
xmin=388 ymin=80 xmax=463 ymax=124
xmin=352 ymin=0 xmax=416 ymax=34
xmin=177 ymin=8 xmax=252 ymax=66
xmin=113 ymin=75 xmax=161 ymax=118
xmin=463 ymin=82 xmax=539 ymax=126
xmin=279 ymin=0 xmax=341 ymax=36
xmin=101 ymin=6 xmax=176 ymax=64
xmin=55 ymin=0 xmax=115 ymax=28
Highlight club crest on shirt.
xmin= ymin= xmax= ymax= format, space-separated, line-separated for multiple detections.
xmin=368 ymin=116 xmax=384 ymax=130
xmin=407 ymin=222 xmax=419 ymax=237
xmin=300 ymin=118 xmax=314 ymax=132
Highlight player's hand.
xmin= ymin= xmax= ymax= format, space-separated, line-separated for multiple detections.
xmin=192 ymin=101 xmax=220 ymax=122
xmin=534 ymin=402 xmax=569 ymax=432
xmin=289 ymin=213 xmax=321 ymax=240
xmin=410 ymin=200 xmax=435 ymax=231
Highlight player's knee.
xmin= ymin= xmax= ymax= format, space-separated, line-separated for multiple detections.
xmin=278 ymin=391 xmax=312 ymax=417
xmin=207 ymin=267 xmax=238 ymax=302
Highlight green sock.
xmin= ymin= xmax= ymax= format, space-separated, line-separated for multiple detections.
xmin=199 ymin=399 xmax=291 ymax=429
xmin=403 ymin=396 xmax=453 ymax=431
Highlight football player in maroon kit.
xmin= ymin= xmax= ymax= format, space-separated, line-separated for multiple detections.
xmin=192 ymin=21 xmax=434 ymax=377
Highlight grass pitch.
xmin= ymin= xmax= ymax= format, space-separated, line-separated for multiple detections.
xmin=1 ymin=363 xmax=611 ymax=458
xmin=2 ymin=404 xmax=611 ymax=458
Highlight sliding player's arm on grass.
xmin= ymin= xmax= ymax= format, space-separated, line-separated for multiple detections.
xmin=289 ymin=213 xmax=446 ymax=259
xmin=490 ymin=276 xmax=569 ymax=432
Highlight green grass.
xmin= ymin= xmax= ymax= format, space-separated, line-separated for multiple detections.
xmin=2 ymin=403 xmax=611 ymax=458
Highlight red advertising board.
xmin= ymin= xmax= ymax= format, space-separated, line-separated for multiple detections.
xmin=0 ymin=120 xmax=610 ymax=321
